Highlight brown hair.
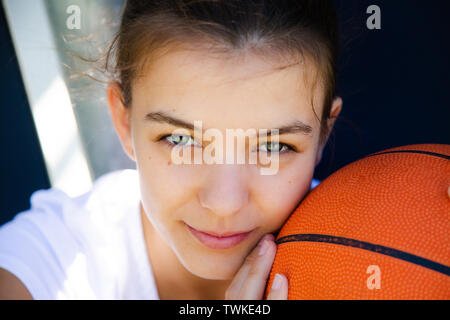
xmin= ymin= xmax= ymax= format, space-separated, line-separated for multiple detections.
xmin=105 ymin=0 xmax=340 ymax=145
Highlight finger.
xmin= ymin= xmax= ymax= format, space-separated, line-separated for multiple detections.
xmin=225 ymin=264 xmax=251 ymax=299
xmin=237 ymin=235 xmax=277 ymax=299
xmin=225 ymin=233 xmax=275 ymax=299
xmin=266 ymin=273 xmax=289 ymax=300
xmin=225 ymin=233 xmax=274 ymax=298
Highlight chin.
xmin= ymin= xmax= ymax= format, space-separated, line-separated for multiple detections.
xmin=189 ymin=266 xmax=236 ymax=280
xmin=181 ymin=255 xmax=242 ymax=280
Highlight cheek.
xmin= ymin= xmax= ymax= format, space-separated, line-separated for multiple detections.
xmin=136 ymin=161 xmax=196 ymax=248
xmin=134 ymin=143 xmax=202 ymax=221
xmin=138 ymin=162 xmax=190 ymax=213
xmin=253 ymin=162 xmax=315 ymax=230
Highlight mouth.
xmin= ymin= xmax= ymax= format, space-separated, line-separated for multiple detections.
xmin=184 ymin=222 xmax=254 ymax=250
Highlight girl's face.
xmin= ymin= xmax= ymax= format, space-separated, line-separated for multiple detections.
xmin=108 ymin=48 xmax=342 ymax=280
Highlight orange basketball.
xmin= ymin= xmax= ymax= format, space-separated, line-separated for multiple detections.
xmin=265 ymin=144 xmax=450 ymax=299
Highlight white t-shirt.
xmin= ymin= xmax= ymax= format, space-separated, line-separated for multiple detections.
xmin=0 ymin=169 xmax=159 ymax=299
xmin=0 ymin=169 xmax=321 ymax=300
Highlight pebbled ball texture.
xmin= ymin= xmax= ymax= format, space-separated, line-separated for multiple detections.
xmin=265 ymin=144 xmax=450 ymax=299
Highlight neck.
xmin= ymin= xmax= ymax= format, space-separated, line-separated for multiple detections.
xmin=140 ymin=203 xmax=231 ymax=300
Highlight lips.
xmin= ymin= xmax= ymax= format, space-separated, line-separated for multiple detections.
xmin=185 ymin=223 xmax=253 ymax=250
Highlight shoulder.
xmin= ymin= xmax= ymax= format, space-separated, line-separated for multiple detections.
xmin=0 ymin=184 xmax=91 ymax=299
xmin=0 ymin=169 xmax=141 ymax=299
xmin=0 ymin=268 xmax=33 ymax=300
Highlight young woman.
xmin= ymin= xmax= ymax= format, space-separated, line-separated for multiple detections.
xmin=0 ymin=0 xmax=344 ymax=299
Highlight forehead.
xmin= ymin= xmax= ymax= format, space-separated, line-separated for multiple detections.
xmin=132 ymin=48 xmax=325 ymax=129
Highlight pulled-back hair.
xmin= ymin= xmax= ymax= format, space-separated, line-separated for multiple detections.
xmin=105 ymin=0 xmax=340 ymax=145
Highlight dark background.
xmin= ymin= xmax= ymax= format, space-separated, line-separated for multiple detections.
xmin=316 ymin=0 xmax=450 ymax=180
xmin=1 ymin=0 xmax=449 ymax=226
xmin=0 ymin=2 xmax=51 ymax=226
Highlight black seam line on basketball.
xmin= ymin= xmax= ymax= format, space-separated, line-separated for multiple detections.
xmin=366 ymin=150 xmax=450 ymax=161
xmin=275 ymin=234 xmax=450 ymax=276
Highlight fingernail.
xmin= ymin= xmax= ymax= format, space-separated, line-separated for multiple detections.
xmin=271 ymin=273 xmax=283 ymax=291
xmin=258 ymin=240 xmax=269 ymax=256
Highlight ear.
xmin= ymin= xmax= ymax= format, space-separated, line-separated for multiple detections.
xmin=107 ymin=82 xmax=135 ymax=161
xmin=315 ymin=96 xmax=343 ymax=167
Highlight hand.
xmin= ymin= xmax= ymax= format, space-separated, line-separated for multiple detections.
xmin=225 ymin=233 xmax=288 ymax=300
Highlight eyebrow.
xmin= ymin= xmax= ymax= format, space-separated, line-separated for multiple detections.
xmin=144 ymin=111 xmax=313 ymax=136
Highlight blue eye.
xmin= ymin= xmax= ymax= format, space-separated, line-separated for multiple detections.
xmin=159 ymin=134 xmax=200 ymax=147
xmin=259 ymin=142 xmax=293 ymax=154
xmin=158 ymin=134 xmax=295 ymax=154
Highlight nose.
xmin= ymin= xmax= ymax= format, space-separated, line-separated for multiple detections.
xmin=198 ymin=164 xmax=249 ymax=217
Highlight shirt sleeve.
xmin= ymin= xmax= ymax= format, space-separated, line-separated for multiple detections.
xmin=0 ymin=188 xmax=85 ymax=299
xmin=311 ymin=178 xmax=321 ymax=190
